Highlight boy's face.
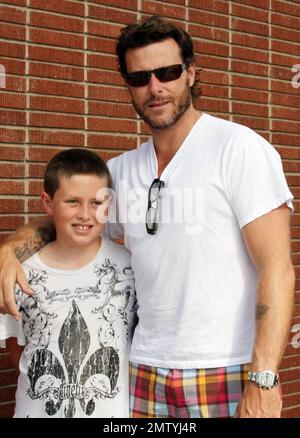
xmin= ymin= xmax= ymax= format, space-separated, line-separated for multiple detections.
xmin=41 ymin=174 xmax=108 ymax=249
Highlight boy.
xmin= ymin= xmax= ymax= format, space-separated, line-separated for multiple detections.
xmin=0 ymin=148 xmax=136 ymax=418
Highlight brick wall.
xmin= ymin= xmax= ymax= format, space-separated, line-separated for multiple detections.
xmin=0 ymin=0 xmax=299 ymax=418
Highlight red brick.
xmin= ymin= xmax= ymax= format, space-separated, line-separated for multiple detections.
xmin=29 ymin=28 xmax=84 ymax=50
xmin=0 ymin=216 xmax=25 ymax=231
xmin=195 ymin=54 xmax=229 ymax=71
xmin=29 ymin=63 xmax=83 ymax=82
xmin=29 ymin=181 xmax=43 ymax=196
xmin=0 ymin=93 xmax=26 ymax=110
xmin=0 ymin=58 xmax=25 ymax=76
xmin=189 ymin=0 xmax=228 ymax=13
xmin=88 ymin=101 xmax=136 ymax=119
xmin=0 ymin=129 xmax=25 ymax=144
xmin=0 ymin=110 xmax=26 ymax=126
xmin=232 ymin=33 xmax=269 ymax=51
xmin=0 ymin=386 xmax=17 ymax=404
xmin=30 ymin=95 xmax=85 ymax=114
xmin=232 ymin=3 xmax=269 ymax=22
xmin=189 ymin=9 xmax=229 ymax=28
xmin=88 ymin=21 xmax=122 ymax=39
xmin=0 ymin=401 xmax=15 ymax=418
xmin=90 ymin=0 xmax=138 ymax=9
xmin=189 ymin=24 xmax=229 ymax=43
xmin=0 ymin=41 xmax=25 ymax=59
xmin=0 ymin=181 xmax=24 ymax=195
xmin=272 ymin=107 xmax=300 ymax=123
xmin=272 ymin=53 xmax=300 ymax=68
xmin=29 ymin=146 xmax=65 ymax=161
xmin=272 ymin=40 xmax=300 ymax=57
xmin=231 ymin=46 xmax=268 ymax=64
xmin=88 ymin=5 xmax=137 ymax=25
xmin=88 ymin=69 xmax=123 ymax=86
xmin=30 ymin=0 xmax=84 ymax=17
xmin=0 ymin=0 xmax=26 ymax=5
xmin=88 ymin=134 xmax=136 ymax=151
xmin=231 ymin=60 xmax=268 ymax=77
xmin=0 ymin=5 xmax=26 ymax=25
xmin=87 ymin=54 xmax=118 ymax=70
xmin=272 ymin=26 xmax=300 ymax=44
xmin=231 ymin=18 xmax=269 ymax=36
xmin=88 ymin=118 xmax=137 ymax=134
xmin=232 ymin=75 xmax=268 ymax=91
xmin=273 ymin=134 xmax=300 ymax=148
xmin=30 ymin=79 xmax=84 ymax=98
xmin=273 ymin=121 xmax=300 ymax=135
xmin=272 ymin=0 xmax=300 ymax=17
xmin=3 ymin=75 xmax=26 ymax=93
xmin=0 ymin=22 xmax=26 ymax=41
xmin=194 ymin=40 xmax=229 ymax=57
xmin=232 ymin=88 xmax=268 ymax=104
xmin=87 ymin=36 xmax=116 ymax=54
xmin=28 ymin=199 xmax=43 ymax=213
xmin=232 ymin=116 xmax=269 ymax=132
xmin=28 ymin=45 xmax=84 ymax=66
xmin=0 ymin=199 xmax=24 ymax=213
xmin=277 ymin=147 xmax=300 ymax=160
xmin=29 ymin=163 xmax=46 ymax=178
xmin=30 ymin=11 xmax=83 ymax=33
xmin=142 ymin=0 xmax=185 ymax=20
xmin=0 ymin=146 xmax=25 ymax=161
xmin=231 ymin=0 xmax=269 ymax=9
xmin=29 ymin=131 xmax=84 ymax=147
xmin=0 ymin=163 xmax=24 ymax=178
xmin=88 ymin=85 xmax=130 ymax=103
xmin=201 ymin=84 xmax=228 ymax=99
xmin=29 ymin=113 xmax=84 ymax=130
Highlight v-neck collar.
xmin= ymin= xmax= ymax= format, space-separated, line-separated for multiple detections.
xmin=148 ymin=113 xmax=207 ymax=181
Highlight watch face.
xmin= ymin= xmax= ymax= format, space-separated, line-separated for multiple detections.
xmin=258 ymin=371 xmax=274 ymax=387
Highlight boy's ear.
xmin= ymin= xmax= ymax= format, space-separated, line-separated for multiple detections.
xmin=41 ymin=192 xmax=53 ymax=215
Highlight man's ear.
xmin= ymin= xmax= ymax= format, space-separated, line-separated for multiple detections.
xmin=187 ymin=62 xmax=196 ymax=88
xmin=41 ymin=192 xmax=53 ymax=216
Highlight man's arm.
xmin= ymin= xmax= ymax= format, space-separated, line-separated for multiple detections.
xmin=236 ymin=204 xmax=295 ymax=418
xmin=0 ymin=217 xmax=55 ymax=319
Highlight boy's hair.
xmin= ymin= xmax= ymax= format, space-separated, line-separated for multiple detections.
xmin=116 ymin=15 xmax=201 ymax=98
xmin=44 ymin=148 xmax=112 ymax=198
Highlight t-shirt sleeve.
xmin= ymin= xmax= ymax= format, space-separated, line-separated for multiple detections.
xmin=0 ymin=313 xmax=26 ymax=346
xmin=224 ymin=133 xmax=294 ymax=229
xmin=104 ymin=158 xmax=125 ymax=240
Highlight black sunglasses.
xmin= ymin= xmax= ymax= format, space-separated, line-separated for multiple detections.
xmin=146 ymin=178 xmax=165 ymax=235
xmin=126 ymin=63 xmax=187 ymax=87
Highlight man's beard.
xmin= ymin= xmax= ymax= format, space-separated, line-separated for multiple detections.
xmin=132 ymin=81 xmax=192 ymax=130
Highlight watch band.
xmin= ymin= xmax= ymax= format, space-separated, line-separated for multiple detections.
xmin=248 ymin=370 xmax=279 ymax=390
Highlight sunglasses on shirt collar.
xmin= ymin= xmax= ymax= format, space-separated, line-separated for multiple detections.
xmin=125 ymin=63 xmax=187 ymax=87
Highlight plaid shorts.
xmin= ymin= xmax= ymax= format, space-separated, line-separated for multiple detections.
xmin=129 ymin=362 xmax=250 ymax=418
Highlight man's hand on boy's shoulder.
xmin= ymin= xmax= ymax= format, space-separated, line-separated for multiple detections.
xmin=0 ymin=245 xmax=31 ymax=320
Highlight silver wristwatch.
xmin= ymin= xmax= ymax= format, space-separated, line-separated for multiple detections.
xmin=248 ymin=370 xmax=279 ymax=390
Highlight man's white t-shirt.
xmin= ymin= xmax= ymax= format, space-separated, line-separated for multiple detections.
xmin=0 ymin=238 xmax=136 ymax=418
xmin=107 ymin=113 xmax=293 ymax=369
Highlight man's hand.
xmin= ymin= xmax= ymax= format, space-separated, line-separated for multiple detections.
xmin=0 ymin=245 xmax=32 ymax=320
xmin=236 ymin=382 xmax=282 ymax=418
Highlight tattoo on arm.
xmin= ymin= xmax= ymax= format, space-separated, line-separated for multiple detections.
xmin=256 ymin=303 xmax=270 ymax=320
xmin=14 ymin=227 xmax=55 ymax=262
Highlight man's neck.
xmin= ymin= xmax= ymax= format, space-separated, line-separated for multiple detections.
xmin=152 ymin=107 xmax=201 ymax=177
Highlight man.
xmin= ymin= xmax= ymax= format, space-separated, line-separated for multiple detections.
xmin=0 ymin=16 xmax=295 ymax=418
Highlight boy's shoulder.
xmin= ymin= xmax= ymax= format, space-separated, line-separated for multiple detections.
xmin=99 ymin=238 xmax=131 ymax=264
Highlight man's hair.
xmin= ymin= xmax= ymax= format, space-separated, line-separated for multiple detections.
xmin=44 ymin=148 xmax=112 ymax=198
xmin=116 ymin=15 xmax=201 ymax=98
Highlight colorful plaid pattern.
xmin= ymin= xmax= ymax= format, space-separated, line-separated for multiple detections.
xmin=129 ymin=362 xmax=250 ymax=418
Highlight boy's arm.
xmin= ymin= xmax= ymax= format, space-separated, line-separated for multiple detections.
xmin=6 ymin=337 xmax=24 ymax=373
xmin=0 ymin=217 xmax=55 ymax=319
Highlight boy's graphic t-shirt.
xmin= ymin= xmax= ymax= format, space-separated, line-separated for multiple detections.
xmin=0 ymin=238 xmax=136 ymax=418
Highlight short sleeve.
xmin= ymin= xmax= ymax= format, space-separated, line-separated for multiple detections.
xmin=224 ymin=133 xmax=294 ymax=229
xmin=0 ymin=313 xmax=26 ymax=346
xmin=105 ymin=158 xmax=125 ymax=240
